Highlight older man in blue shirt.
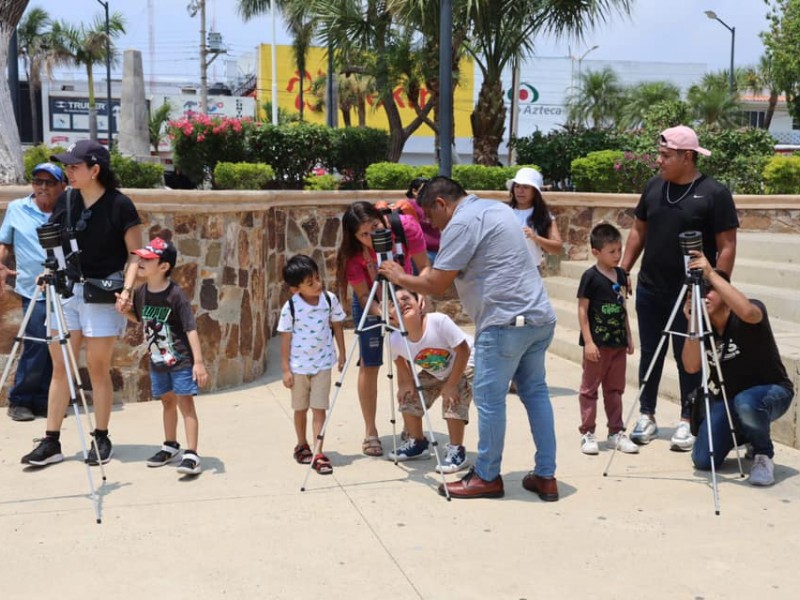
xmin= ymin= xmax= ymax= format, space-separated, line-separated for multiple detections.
xmin=0 ymin=163 xmax=66 ymax=421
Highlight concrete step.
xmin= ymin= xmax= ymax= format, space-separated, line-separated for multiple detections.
xmin=735 ymin=231 xmax=800 ymax=264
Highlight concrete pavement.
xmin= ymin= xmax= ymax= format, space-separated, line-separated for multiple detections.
xmin=1 ymin=330 xmax=799 ymax=599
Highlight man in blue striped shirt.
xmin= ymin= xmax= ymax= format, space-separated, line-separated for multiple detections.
xmin=0 ymin=163 xmax=66 ymax=421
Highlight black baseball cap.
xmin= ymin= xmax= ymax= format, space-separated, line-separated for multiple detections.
xmin=51 ymin=140 xmax=111 ymax=169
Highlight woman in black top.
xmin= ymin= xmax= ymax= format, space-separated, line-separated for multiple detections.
xmin=21 ymin=140 xmax=143 ymax=468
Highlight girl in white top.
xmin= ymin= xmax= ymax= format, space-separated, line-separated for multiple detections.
xmin=507 ymin=167 xmax=563 ymax=267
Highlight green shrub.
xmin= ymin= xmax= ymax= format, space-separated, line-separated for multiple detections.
xmin=365 ymin=162 xmax=416 ymax=190
xmin=452 ymin=164 xmax=534 ymax=190
xmin=213 ymin=162 xmax=275 ymax=190
xmin=763 ymin=155 xmax=800 ymax=194
xmin=571 ymin=150 xmax=626 ymax=192
xmin=304 ymin=173 xmax=339 ymax=191
xmin=248 ymin=122 xmax=334 ymax=189
xmin=111 ymin=152 xmax=164 ymax=188
xmin=23 ymin=144 xmax=66 ymax=181
xmin=330 ymin=127 xmax=389 ymax=189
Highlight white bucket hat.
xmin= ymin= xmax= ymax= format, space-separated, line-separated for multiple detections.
xmin=506 ymin=167 xmax=543 ymax=192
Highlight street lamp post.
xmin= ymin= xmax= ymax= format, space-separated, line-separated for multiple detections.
xmin=705 ymin=10 xmax=735 ymax=96
xmin=570 ymin=45 xmax=599 ymax=93
xmin=96 ymin=0 xmax=113 ymax=146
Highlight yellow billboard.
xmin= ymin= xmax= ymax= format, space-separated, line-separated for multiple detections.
xmin=256 ymin=44 xmax=474 ymax=137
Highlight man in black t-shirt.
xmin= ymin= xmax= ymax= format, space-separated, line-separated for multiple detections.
xmin=682 ymin=254 xmax=794 ymax=486
xmin=621 ymin=125 xmax=738 ymax=452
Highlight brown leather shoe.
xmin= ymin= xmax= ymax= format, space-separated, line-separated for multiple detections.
xmin=522 ymin=472 xmax=559 ymax=501
xmin=438 ymin=467 xmax=504 ymax=499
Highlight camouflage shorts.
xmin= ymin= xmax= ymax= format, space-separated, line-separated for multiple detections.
xmin=398 ymin=367 xmax=473 ymax=422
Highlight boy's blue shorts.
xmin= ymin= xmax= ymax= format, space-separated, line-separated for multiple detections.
xmin=351 ymin=294 xmax=383 ymax=367
xmin=150 ymin=366 xmax=198 ymax=399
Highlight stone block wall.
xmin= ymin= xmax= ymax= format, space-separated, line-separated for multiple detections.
xmin=1 ymin=187 xmax=798 ymax=407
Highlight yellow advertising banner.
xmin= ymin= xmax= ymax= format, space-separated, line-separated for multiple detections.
xmin=257 ymin=44 xmax=474 ymax=137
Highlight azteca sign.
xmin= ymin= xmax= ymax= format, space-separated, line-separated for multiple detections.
xmin=506 ymin=82 xmax=540 ymax=104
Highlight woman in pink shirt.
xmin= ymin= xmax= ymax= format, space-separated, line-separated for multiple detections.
xmin=336 ymin=201 xmax=429 ymax=457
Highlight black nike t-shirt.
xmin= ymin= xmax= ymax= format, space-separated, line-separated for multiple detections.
xmin=634 ymin=174 xmax=739 ymax=294
xmin=49 ymin=188 xmax=141 ymax=279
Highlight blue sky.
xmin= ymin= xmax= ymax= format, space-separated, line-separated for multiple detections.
xmin=39 ymin=1 xmax=771 ymax=82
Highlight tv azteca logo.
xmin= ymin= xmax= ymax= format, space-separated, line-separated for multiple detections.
xmin=506 ymin=83 xmax=540 ymax=104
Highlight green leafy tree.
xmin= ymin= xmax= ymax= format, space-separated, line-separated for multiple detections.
xmin=687 ymin=83 xmax=741 ymax=127
xmin=762 ymin=0 xmax=800 ymax=122
xmin=0 ymin=0 xmax=30 ymax=183
xmin=148 ymin=100 xmax=172 ymax=152
xmin=52 ymin=10 xmax=126 ymax=141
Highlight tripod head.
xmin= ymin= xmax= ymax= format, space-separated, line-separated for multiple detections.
xmin=36 ymin=223 xmax=76 ymax=298
xmin=371 ymin=228 xmax=404 ymax=278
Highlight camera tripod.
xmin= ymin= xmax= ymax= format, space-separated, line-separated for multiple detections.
xmin=300 ymin=241 xmax=451 ymax=499
xmin=0 ymin=261 xmax=107 ymax=523
xmin=604 ymin=267 xmax=744 ymax=515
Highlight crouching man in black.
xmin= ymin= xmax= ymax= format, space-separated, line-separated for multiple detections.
xmin=682 ymin=252 xmax=794 ymax=486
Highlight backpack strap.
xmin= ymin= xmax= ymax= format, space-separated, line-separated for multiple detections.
xmin=289 ymin=291 xmax=333 ymax=331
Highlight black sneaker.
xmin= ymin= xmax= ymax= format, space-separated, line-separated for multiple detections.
xmin=177 ymin=452 xmax=202 ymax=475
xmin=86 ymin=433 xmax=113 ymax=466
xmin=21 ymin=437 xmax=64 ymax=466
xmin=146 ymin=443 xmax=181 ymax=467
xmin=7 ymin=404 xmax=35 ymax=422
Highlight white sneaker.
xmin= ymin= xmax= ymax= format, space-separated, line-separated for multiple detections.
xmin=607 ymin=432 xmax=639 ymax=454
xmin=670 ymin=421 xmax=695 ymax=452
xmin=630 ymin=415 xmax=658 ymax=445
xmin=749 ymin=454 xmax=775 ymax=486
xmin=581 ymin=432 xmax=599 ymax=455
xmin=435 ymin=444 xmax=469 ymax=474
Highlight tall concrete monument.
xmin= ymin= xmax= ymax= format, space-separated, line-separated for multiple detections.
xmin=118 ymin=49 xmax=150 ymax=157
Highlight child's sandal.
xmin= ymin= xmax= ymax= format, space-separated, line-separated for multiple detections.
xmin=312 ymin=454 xmax=333 ymax=475
xmin=293 ymin=443 xmax=313 ymax=464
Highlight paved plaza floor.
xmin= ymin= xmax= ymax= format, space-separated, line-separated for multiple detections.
xmin=1 ymin=331 xmax=798 ymax=599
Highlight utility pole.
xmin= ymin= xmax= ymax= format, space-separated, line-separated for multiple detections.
xmin=200 ymin=0 xmax=208 ymax=114
xmin=96 ymin=0 xmax=113 ymax=146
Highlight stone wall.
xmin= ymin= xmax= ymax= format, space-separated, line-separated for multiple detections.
xmin=1 ymin=187 xmax=798 ymax=406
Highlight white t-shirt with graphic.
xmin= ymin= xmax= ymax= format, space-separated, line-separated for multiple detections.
xmin=389 ymin=313 xmax=474 ymax=381
xmin=277 ymin=291 xmax=346 ymax=375
xmin=512 ymin=207 xmax=543 ymax=267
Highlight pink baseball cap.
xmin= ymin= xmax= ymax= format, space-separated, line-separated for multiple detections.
xmin=659 ymin=125 xmax=711 ymax=156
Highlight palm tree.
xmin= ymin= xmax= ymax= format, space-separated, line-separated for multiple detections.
xmin=465 ymin=0 xmax=632 ymax=165
xmin=238 ymin=0 xmax=316 ymax=121
xmin=17 ymin=7 xmax=69 ymax=144
xmin=620 ymin=81 xmax=681 ymax=130
xmin=52 ymin=10 xmax=125 ymax=141
xmin=687 ymin=84 xmax=741 ymax=127
xmin=743 ymin=54 xmax=781 ymax=129
xmin=0 ymin=0 xmax=30 ymax=184
xmin=567 ymin=67 xmax=624 ymax=129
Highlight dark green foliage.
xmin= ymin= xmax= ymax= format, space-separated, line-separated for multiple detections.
xmin=111 ymin=152 xmax=164 ymax=189
xmin=512 ymin=126 xmax=625 ymax=188
xmin=329 ymin=127 xmax=389 ymax=189
xmin=248 ymin=122 xmax=334 ymax=189
xmin=23 ymin=144 xmax=66 ymax=181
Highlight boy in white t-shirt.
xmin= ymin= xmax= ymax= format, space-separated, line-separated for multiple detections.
xmin=388 ymin=288 xmax=474 ymax=473
xmin=277 ymin=255 xmax=346 ymax=475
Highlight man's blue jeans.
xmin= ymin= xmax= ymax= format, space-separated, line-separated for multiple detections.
xmin=472 ymin=320 xmax=556 ymax=481
xmin=635 ymin=283 xmax=700 ymax=419
xmin=9 ymin=297 xmax=53 ymax=413
xmin=692 ymin=384 xmax=794 ymax=470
